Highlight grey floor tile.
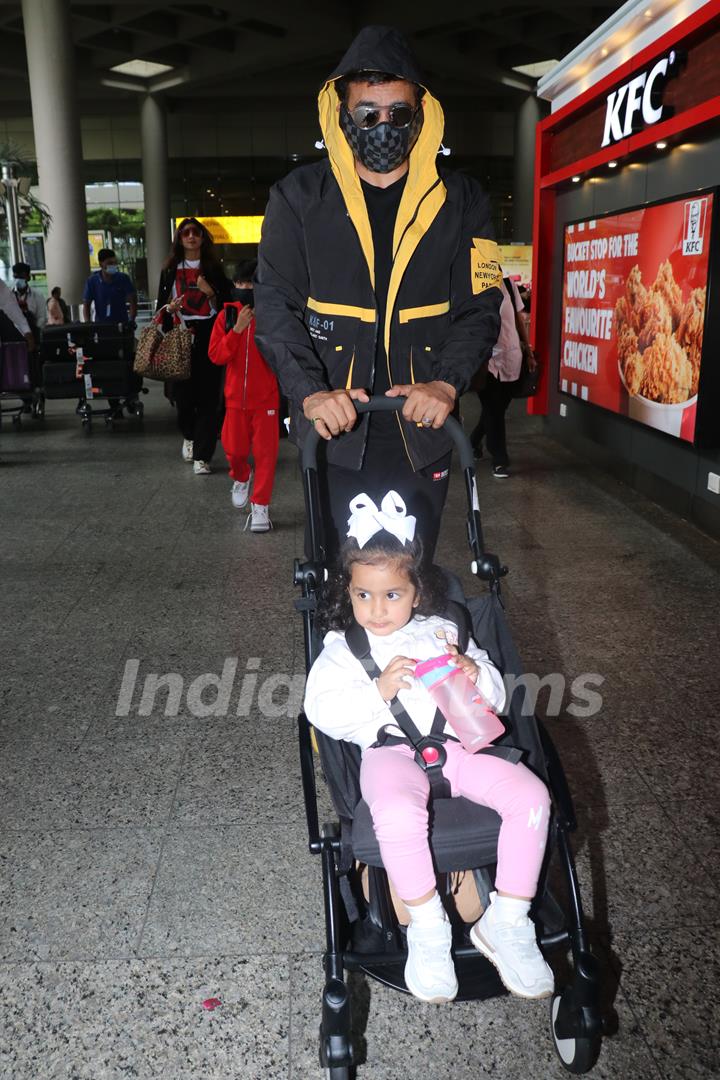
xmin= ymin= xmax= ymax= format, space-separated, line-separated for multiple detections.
xmin=658 ymin=798 xmax=720 ymax=886
xmin=563 ymin=801 xmax=715 ymax=934
xmin=138 ymin=823 xmax=323 ymax=958
xmin=611 ymin=926 xmax=720 ymax=1079
xmin=0 ymin=956 xmax=290 ymax=1080
xmin=0 ymin=741 xmax=186 ymax=829
xmin=170 ymin=725 xmax=303 ymax=827
xmin=543 ymin=717 xmax=659 ymax=809
xmin=0 ymin=828 xmax=163 ymax=961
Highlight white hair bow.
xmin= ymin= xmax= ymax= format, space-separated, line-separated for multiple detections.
xmin=346 ymin=490 xmax=417 ymax=549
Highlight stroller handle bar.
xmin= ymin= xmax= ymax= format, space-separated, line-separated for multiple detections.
xmin=297 ymin=395 xmax=507 ymax=586
xmin=300 ymin=395 xmax=475 ymax=473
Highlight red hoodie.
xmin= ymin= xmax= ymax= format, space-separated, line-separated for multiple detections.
xmin=208 ymin=303 xmax=279 ymax=409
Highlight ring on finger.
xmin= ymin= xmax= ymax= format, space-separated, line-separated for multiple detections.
xmin=421 ymin=416 xmax=433 ymax=427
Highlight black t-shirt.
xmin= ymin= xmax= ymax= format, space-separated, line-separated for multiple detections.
xmin=361 ymin=174 xmax=407 ymax=447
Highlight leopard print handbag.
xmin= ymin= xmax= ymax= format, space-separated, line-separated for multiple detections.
xmin=134 ymin=312 xmax=192 ymax=381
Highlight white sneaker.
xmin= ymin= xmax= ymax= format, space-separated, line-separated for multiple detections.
xmin=193 ymin=460 xmax=212 ymax=475
xmin=182 ymin=439 xmax=193 ymax=462
xmin=470 ymin=892 xmax=554 ymax=999
xmin=231 ymin=479 xmax=251 ymax=509
xmin=246 ymin=503 xmax=272 ymax=532
xmin=404 ymin=917 xmax=458 ymax=1003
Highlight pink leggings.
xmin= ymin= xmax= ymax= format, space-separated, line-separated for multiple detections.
xmin=360 ymin=741 xmax=550 ymax=902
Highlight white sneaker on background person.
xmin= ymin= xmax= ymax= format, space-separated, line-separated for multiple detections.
xmin=404 ymin=915 xmax=458 ymax=1003
xmin=231 ymin=478 xmax=251 ymax=509
xmin=244 ymin=504 xmax=272 ymax=532
xmin=181 ymin=439 xmax=193 ymax=462
xmin=193 ymin=460 xmax=212 ymax=475
xmin=470 ymin=891 xmax=553 ymax=999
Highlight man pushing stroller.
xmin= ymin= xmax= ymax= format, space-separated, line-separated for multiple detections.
xmin=255 ymin=24 xmax=503 ymax=558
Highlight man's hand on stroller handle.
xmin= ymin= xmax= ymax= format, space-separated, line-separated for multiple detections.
xmin=385 ymin=381 xmax=456 ymax=429
xmin=302 ymin=388 xmax=370 ymax=440
xmin=302 ymin=381 xmax=456 ymax=440
xmin=376 ymin=655 xmax=416 ymax=702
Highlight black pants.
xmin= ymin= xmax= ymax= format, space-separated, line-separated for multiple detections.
xmin=471 ymin=373 xmax=514 ymax=466
xmin=174 ymin=320 xmax=223 ymax=462
xmin=310 ymin=437 xmax=451 ymax=565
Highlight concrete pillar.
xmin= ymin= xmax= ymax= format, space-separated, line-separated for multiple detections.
xmin=512 ymin=95 xmax=543 ymax=242
xmin=22 ymin=0 xmax=89 ymax=304
xmin=140 ymin=94 xmax=171 ymax=302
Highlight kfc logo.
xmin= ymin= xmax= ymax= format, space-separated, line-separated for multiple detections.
xmin=682 ymin=198 xmax=708 ymax=256
xmin=601 ymin=50 xmax=682 ymax=148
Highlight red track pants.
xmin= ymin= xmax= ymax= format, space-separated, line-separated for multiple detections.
xmin=222 ymin=406 xmax=279 ymax=506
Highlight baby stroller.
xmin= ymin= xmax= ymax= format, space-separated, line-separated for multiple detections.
xmin=294 ymin=398 xmax=604 ymax=1078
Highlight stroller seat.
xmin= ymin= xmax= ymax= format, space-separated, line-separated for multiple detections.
xmin=352 ymin=796 xmax=501 ymax=873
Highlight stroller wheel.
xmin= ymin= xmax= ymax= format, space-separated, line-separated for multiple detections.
xmin=551 ymin=993 xmax=601 ymax=1074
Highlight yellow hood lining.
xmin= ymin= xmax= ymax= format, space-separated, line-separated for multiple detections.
xmin=317 ymin=78 xmax=447 ymax=301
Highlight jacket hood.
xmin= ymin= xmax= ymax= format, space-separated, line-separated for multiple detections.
xmin=327 ymin=25 xmax=427 ymax=85
xmin=318 ymin=25 xmax=445 ymax=290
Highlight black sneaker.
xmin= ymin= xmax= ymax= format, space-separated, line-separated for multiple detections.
xmin=492 ymin=464 xmax=510 ymax=479
xmin=472 ymin=444 xmax=484 ymax=461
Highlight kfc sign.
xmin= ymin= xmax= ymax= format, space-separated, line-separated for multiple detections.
xmin=601 ymin=50 xmax=682 ymax=148
xmin=682 ymin=197 xmax=709 ymax=255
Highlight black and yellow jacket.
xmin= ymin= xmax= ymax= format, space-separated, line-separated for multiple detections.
xmin=254 ymin=25 xmax=503 ymax=471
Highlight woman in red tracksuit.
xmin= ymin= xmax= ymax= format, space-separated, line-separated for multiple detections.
xmin=208 ymin=267 xmax=279 ymax=532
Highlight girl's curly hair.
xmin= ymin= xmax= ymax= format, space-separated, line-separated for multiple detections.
xmin=316 ymin=532 xmax=448 ymax=634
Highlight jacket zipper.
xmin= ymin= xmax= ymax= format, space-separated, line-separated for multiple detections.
xmin=242 ymin=328 xmax=250 ymax=408
xmin=387 ymin=177 xmax=443 ymax=468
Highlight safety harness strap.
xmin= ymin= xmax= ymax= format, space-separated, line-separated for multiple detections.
xmin=345 ymin=620 xmax=452 ymax=799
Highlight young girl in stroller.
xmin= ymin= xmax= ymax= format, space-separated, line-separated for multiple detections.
xmin=304 ymin=490 xmax=554 ymax=1005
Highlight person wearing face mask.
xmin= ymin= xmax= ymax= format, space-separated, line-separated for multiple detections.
xmin=82 ymin=249 xmax=137 ymax=327
xmin=157 ymin=218 xmax=233 ymax=473
xmin=11 ymin=262 xmax=46 ymax=338
xmin=255 ymin=25 xmax=503 ymax=562
xmin=208 ymin=260 xmax=280 ymax=531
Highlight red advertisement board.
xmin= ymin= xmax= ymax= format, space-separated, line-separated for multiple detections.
xmin=559 ymin=192 xmax=714 ymax=442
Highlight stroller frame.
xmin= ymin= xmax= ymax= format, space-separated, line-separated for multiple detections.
xmin=295 ymin=398 xmax=603 ymax=1078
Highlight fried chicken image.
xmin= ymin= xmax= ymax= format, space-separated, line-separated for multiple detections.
xmin=617 ymin=322 xmax=639 ymax=365
xmin=615 ymin=266 xmax=647 ymax=335
xmin=622 ymin=351 xmax=645 ymax=396
xmin=637 ymin=290 xmax=673 ymax=352
xmin=677 ymin=286 xmax=706 ymax=396
xmin=626 ymin=265 xmax=647 ymax=317
xmin=639 ymin=333 xmax=694 ymax=404
xmin=651 ymin=259 xmax=683 ymax=329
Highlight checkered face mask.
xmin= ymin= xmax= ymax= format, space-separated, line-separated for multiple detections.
xmin=339 ymin=104 xmax=423 ymax=174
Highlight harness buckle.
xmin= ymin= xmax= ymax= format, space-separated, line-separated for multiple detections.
xmin=414 ymin=738 xmax=447 ymax=772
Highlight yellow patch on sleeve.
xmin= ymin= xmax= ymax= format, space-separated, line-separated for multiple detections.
xmin=470 ymin=238 xmax=503 ymax=295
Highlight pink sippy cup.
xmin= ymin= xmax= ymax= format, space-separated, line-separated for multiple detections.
xmin=414 ymin=654 xmax=505 ymax=753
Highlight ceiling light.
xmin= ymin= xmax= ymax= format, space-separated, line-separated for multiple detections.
xmin=608 ymin=161 xmax=618 ymax=168
xmin=572 ymin=176 xmax=581 ymax=183
xmin=656 ymin=141 xmax=667 ymax=149
xmin=512 ymin=59 xmax=560 ymax=78
xmin=110 ymin=59 xmax=174 ymax=78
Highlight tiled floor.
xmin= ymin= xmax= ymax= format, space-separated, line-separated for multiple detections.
xmin=1 ymin=388 xmax=718 ymax=1079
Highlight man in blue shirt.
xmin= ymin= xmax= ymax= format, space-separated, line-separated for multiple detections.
xmin=82 ymin=248 xmax=137 ymax=325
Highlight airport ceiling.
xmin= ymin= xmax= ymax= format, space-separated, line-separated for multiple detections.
xmin=0 ymin=0 xmax=619 ymax=116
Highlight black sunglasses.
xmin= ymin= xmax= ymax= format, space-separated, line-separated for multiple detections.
xmin=348 ymin=102 xmax=417 ymax=130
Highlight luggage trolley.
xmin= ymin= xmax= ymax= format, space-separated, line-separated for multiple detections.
xmin=294 ymin=397 xmax=604 ymax=1078
xmin=40 ymin=322 xmax=146 ymax=433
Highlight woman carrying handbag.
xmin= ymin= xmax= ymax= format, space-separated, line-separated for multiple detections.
xmin=157 ymin=218 xmax=232 ymax=474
